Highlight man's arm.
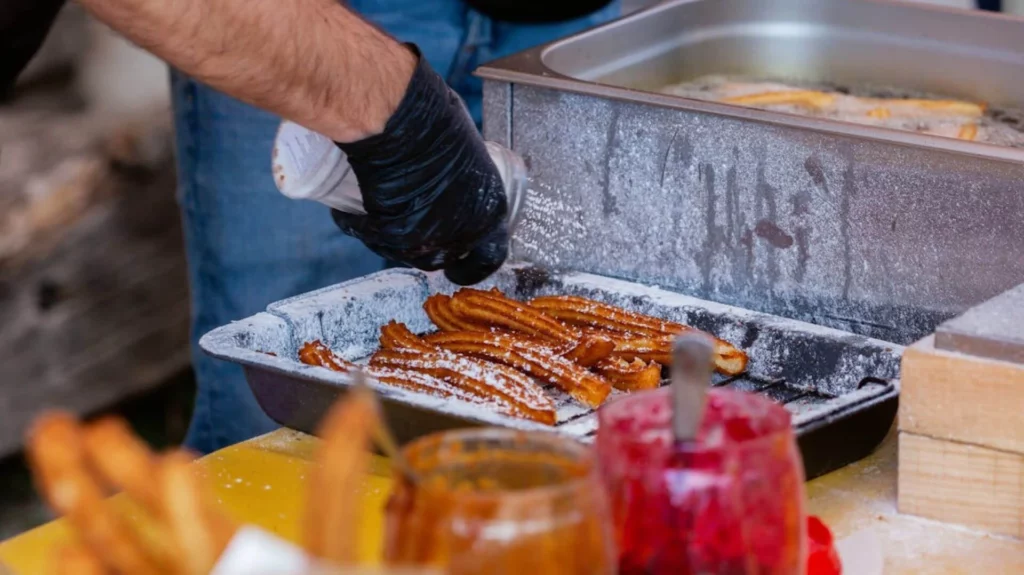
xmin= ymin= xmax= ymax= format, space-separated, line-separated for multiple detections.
xmin=74 ymin=0 xmax=415 ymax=143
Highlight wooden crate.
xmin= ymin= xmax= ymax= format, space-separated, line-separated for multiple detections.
xmin=898 ymin=286 xmax=1024 ymax=538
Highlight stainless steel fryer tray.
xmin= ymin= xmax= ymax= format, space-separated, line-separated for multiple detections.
xmin=200 ymin=265 xmax=903 ymax=479
xmin=476 ymin=0 xmax=1024 ymax=347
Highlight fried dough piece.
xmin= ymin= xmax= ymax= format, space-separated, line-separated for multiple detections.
xmin=424 ymin=331 xmax=612 ymax=409
xmin=449 ymin=289 xmax=612 ymax=367
xmin=370 ymin=348 xmax=557 ymax=425
xmin=607 ymin=335 xmax=748 ymax=376
xmin=299 ymin=340 xmax=356 ymax=371
xmin=594 ymin=357 xmax=663 ymax=392
xmin=27 ymin=414 xmax=165 ymax=575
xmin=159 ymin=451 xmax=236 ymax=575
xmin=55 ymin=544 xmax=108 ymax=575
xmin=531 ymin=295 xmax=748 ymax=375
xmin=304 ymin=386 xmax=379 ymax=564
xmin=29 ymin=414 xmax=236 ymax=575
xmin=450 ymin=288 xmax=576 ymax=343
xmin=958 ymin=123 xmax=978 ymax=141
xmin=424 ymin=294 xmax=485 ymax=332
xmin=530 ymin=295 xmax=683 ymax=337
xmin=83 ymin=417 xmax=162 ymax=513
xmin=299 ymin=335 xmax=493 ymax=408
xmin=723 ymin=90 xmax=836 ymax=109
xmin=379 ymin=321 xmax=437 ymax=353
xmin=563 ymin=333 xmax=616 ymax=368
xmin=880 ymin=98 xmax=984 ymax=116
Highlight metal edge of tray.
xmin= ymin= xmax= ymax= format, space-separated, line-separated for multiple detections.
xmin=796 ymin=383 xmax=899 ymax=479
xmin=474 ymin=0 xmax=1024 ymax=166
xmin=239 ymin=362 xmax=899 ymax=480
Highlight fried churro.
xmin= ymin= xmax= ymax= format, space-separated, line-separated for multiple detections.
xmin=531 ymin=295 xmax=748 ymax=375
xmin=300 ymin=334 xmax=505 ymax=411
xmin=606 ymin=334 xmax=748 ymax=376
xmin=530 ymin=295 xmax=682 ymax=337
xmin=450 ymin=288 xmax=577 ymax=343
xmin=380 ymin=321 xmax=437 ymax=353
xmin=424 ymin=293 xmax=485 ymax=332
xmin=370 ymin=348 xmax=557 ymax=425
xmin=27 ymin=412 xmax=237 ymax=575
xmin=28 ymin=414 xmax=165 ymax=575
xmin=723 ymin=90 xmax=836 ymax=109
xmin=594 ymin=357 xmax=663 ymax=392
xmin=424 ymin=331 xmax=612 ymax=409
xmin=159 ymin=451 xmax=237 ymax=575
xmin=958 ymin=123 xmax=978 ymax=141
xmin=300 ymin=340 xmax=356 ymax=371
xmin=82 ymin=417 xmax=162 ymax=513
xmin=305 ymin=384 xmax=379 ymax=564
xmin=448 ymin=289 xmax=612 ymax=366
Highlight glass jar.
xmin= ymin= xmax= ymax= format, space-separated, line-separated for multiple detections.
xmin=383 ymin=428 xmax=615 ymax=575
xmin=597 ymin=387 xmax=806 ymax=575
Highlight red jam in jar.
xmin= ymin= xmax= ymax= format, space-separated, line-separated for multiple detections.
xmin=596 ymin=387 xmax=806 ymax=575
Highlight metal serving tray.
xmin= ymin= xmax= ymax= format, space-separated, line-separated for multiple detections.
xmin=476 ymin=0 xmax=1024 ymax=346
xmin=201 ymin=265 xmax=902 ymax=479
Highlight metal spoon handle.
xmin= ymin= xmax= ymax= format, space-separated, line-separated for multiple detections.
xmin=670 ymin=332 xmax=715 ymax=442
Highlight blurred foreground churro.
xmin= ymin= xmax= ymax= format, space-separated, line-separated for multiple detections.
xmin=27 ymin=412 xmax=237 ymax=575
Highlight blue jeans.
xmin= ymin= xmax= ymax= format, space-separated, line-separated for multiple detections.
xmin=172 ymin=0 xmax=621 ymax=454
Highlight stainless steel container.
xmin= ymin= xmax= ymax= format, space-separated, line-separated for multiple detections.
xmin=477 ymin=0 xmax=1024 ymax=344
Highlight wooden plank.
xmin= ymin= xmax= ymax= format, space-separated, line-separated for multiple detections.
xmin=900 ymin=335 xmax=1024 ymax=454
xmin=898 ymin=432 xmax=1024 ymax=539
xmin=935 ymin=283 xmax=1024 ymax=364
xmin=0 ymin=86 xmax=189 ymax=457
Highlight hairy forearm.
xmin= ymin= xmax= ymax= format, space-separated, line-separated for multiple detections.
xmin=74 ymin=0 xmax=415 ymax=142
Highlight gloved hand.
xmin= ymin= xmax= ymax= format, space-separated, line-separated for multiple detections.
xmin=332 ymin=45 xmax=509 ymax=287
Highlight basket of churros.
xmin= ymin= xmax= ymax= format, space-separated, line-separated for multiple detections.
xmin=200 ymin=264 xmax=903 ymax=479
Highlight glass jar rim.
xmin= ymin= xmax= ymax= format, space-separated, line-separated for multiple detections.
xmin=397 ymin=427 xmax=598 ymax=503
xmin=597 ymin=387 xmax=794 ymax=455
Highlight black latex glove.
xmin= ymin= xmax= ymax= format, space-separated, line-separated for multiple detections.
xmin=0 ymin=0 xmax=66 ymax=98
xmin=332 ymin=45 xmax=509 ymax=286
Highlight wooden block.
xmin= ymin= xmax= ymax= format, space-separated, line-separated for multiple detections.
xmin=900 ymin=335 xmax=1024 ymax=454
xmin=898 ymin=432 xmax=1024 ymax=538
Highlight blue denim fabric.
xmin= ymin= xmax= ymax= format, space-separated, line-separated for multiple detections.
xmin=172 ymin=0 xmax=621 ymax=454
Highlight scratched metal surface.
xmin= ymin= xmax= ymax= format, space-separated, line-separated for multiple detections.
xmin=488 ymin=85 xmax=1024 ymax=345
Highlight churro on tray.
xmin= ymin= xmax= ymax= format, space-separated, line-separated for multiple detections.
xmin=370 ymin=348 xmax=557 ymax=425
xmin=299 ymin=339 xmax=556 ymax=425
xmin=424 ymin=330 xmax=612 ymax=408
xmin=437 ymin=288 xmax=615 ymax=367
xmin=531 ymin=295 xmax=749 ymax=375
xmin=593 ymin=357 xmax=662 ymax=392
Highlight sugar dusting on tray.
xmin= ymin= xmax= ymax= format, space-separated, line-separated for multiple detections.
xmin=660 ymin=74 xmax=1024 ymax=148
